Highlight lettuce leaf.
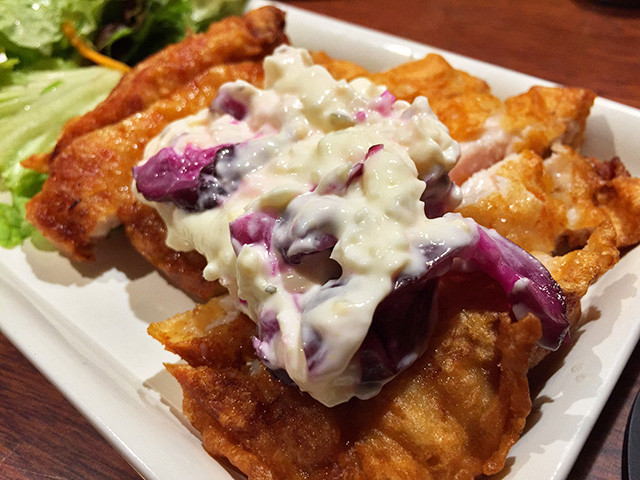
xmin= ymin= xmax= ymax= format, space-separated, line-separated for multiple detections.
xmin=189 ymin=0 xmax=247 ymax=31
xmin=0 ymin=194 xmax=36 ymax=248
xmin=1 ymin=0 xmax=247 ymax=69
xmin=0 ymin=0 xmax=107 ymax=66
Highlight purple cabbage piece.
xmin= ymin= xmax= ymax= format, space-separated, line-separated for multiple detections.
xmin=345 ymin=162 xmax=365 ymax=189
xmin=252 ymin=309 xmax=279 ymax=363
xmin=274 ymin=219 xmax=338 ymax=264
xmin=133 ymin=145 xmax=218 ymax=206
xmin=359 ymin=256 xmax=441 ymax=385
xmin=229 ymin=210 xmax=277 ymax=254
xmin=133 ymin=144 xmax=241 ymax=212
xmin=340 ymin=144 xmax=381 ymax=191
xmin=420 ymin=168 xmax=460 ymax=218
xmin=211 ymin=90 xmax=248 ymax=120
xmin=252 ymin=309 xmax=298 ymax=386
xmin=455 ymin=215 xmax=568 ymax=350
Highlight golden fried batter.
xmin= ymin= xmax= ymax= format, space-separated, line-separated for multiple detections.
xmin=456 ymin=144 xmax=637 ymax=256
xmin=455 ymin=145 xmax=638 ymax=364
xmin=311 ymin=51 xmax=370 ymax=82
xmin=151 ymin=272 xmax=540 ymax=480
xmin=366 ymin=54 xmax=503 ymax=142
xmin=544 ymin=145 xmax=640 ymax=249
xmin=26 ymin=60 xmax=265 ymax=298
xmin=449 ymin=86 xmax=595 ymax=185
xmin=306 ymin=53 xmax=596 ymax=186
xmin=456 ymin=150 xmax=568 ymax=255
xmin=503 ymin=87 xmax=595 ymax=155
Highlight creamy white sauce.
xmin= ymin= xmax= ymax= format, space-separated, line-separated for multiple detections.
xmin=137 ymin=46 xmax=463 ymax=405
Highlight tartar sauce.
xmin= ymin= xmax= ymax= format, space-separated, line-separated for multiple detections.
xmin=136 ymin=46 xmax=463 ymax=406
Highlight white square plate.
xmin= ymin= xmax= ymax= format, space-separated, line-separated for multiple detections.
xmin=1 ymin=1 xmax=639 ymax=478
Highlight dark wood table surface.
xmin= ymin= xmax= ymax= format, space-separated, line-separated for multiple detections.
xmin=1 ymin=0 xmax=639 ymax=478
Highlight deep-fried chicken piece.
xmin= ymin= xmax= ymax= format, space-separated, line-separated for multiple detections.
xmin=455 ymin=145 xmax=640 ymax=364
xmin=449 ymin=87 xmax=595 ymax=185
xmin=307 ymin=53 xmax=596 ymax=186
xmin=121 ymin=202 xmax=223 ymax=300
xmin=366 ymin=53 xmax=503 ymax=142
xmin=544 ymin=145 xmax=640 ymax=249
xmin=22 ymin=6 xmax=287 ymax=175
xmin=311 ymin=51 xmax=370 ymax=82
xmin=151 ymin=142 xmax=640 ymax=476
xmin=26 ymin=61 xmax=264 ymax=298
xmin=457 ymin=144 xmax=639 ymax=255
xmin=150 ymin=272 xmax=540 ymax=480
xmin=456 ymin=149 xmax=568 ymax=255
xmin=503 ymin=87 xmax=595 ymax=154
xmin=25 ymin=41 xmax=595 ymax=300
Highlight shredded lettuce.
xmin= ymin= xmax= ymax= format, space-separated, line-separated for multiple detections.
xmin=0 ymin=0 xmax=246 ymax=248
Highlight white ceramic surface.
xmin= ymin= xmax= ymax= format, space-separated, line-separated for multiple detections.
xmin=1 ymin=2 xmax=639 ymax=478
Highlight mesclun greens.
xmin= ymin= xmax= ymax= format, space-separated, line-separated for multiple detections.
xmin=0 ymin=0 xmax=247 ymax=69
xmin=0 ymin=0 xmax=246 ymax=248
xmin=96 ymin=0 xmax=247 ymax=65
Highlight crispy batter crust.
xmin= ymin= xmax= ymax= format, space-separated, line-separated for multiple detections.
xmin=449 ymin=86 xmax=595 ymax=185
xmin=366 ymin=54 xmax=503 ymax=142
xmin=457 ymin=150 xmax=568 ymax=255
xmin=503 ymin=87 xmax=595 ymax=154
xmin=153 ymin=273 xmax=540 ymax=480
xmin=26 ymin=60 xmax=264 ymax=298
xmin=455 ymin=144 xmax=640 ymax=365
xmin=121 ymin=202 xmax=225 ymax=300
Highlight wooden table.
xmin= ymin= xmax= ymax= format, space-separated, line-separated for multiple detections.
xmin=1 ymin=1 xmax=639 ymax=478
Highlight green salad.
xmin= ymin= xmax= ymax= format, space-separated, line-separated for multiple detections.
xmin=0 ymin=0 xmax=246 ymax=247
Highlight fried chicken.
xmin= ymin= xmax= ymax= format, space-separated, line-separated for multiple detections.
xmin=25 ymin=18 xmax=595 ymax=300
xmin=314 ymin=52 xmax=596 ymax=186
xmin=448 ymin=86 xmax=595 ymax=185
xmin=26 ymin=60 xmax=266 ymax=299
xmin=455 ymin=144 xmax=640 ymax=363
xmin=148 ymin=140 xmax=640 ymax=478
xmin=25 ymin=7 xmax=288 ymax=298
xmin=150 ymin=272 xmax=540 ymax=480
